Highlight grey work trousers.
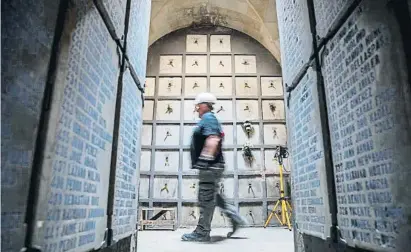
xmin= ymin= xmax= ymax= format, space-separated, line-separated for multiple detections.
xmin=194 ymin=169 xmax=234 ymax=235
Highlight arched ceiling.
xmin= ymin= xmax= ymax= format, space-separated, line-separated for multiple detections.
xmin=148 ymin=0 xmax=282 ymax=63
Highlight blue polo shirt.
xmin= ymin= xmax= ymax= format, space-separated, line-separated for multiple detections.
xmin=190 ymin=112 xmax=224 ymax=166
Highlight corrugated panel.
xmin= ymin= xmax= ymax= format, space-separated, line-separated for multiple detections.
xmin=321 ymin=1 xmax=411 ymax=251
xmin=31 ymin=2 xmax=120 ymax=251
xmin=288 ymin=67 xmax=332 ymax=240
xmin=128 ymin=0 xmax=151 ymax=84
xmin=276 ymin=0 xmax=313 ymax=86
xmin=1 ymin=0 xmax=60 ymax=251
xmin=313 ymin=0 xmax=355 ymax=39
xmin=112 ymin=68 xmax=143 ymax=240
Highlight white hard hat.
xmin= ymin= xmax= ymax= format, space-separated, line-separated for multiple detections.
xmin=194 ymin=92 xmax=217 ymax=105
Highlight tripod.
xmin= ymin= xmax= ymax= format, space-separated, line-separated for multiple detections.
xmin=264 ymin=146 xmax=292 ymax=231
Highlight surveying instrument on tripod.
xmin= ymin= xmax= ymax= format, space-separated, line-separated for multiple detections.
xmin=264 ymin=146 xmax=292 ymax=230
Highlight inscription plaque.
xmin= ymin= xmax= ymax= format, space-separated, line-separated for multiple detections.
xmin=33 ymin=5 xmax=118 ymax=250
xmin=288 ymin=67 xmax=331 ymax=239
xmin=313 ymin=0 xmax=354 ymax=39
xmin=322 ymin=2 xmax=410 ymax=250
xmin=112 ymin=70 xmax=142 ymax=240
xmin=276 ymin=0 xmax=312 ymax=86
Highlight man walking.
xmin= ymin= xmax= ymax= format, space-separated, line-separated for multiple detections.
xmin=182 ymin=92 xmax=247 ymax=242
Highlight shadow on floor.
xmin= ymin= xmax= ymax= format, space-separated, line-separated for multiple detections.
xmin=206 ymin=235 xmax=249 ymax=243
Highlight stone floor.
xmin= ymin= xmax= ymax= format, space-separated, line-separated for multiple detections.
xmin=137 ymin=227 xmax=295 ymax=252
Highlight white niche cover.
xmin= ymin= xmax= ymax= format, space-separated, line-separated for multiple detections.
xmin=144 ymin=77 xmax=155 ymax=96
xmin=159 ymin=55 xmax=182 ymax=74
xmin=261 ymin=77 xmax=283 ymax=97
xmin=235 ymin=55 xmax=257 ymax=73
xmin=158 ymin=77 xmax=182 ymax=97
xmin=185 ymin=77 xmax=207 ymax=97
xmin=210 ymin=35 xmax=231 ymax=52
xmin=210 ymin=55 xmax=232 ymax=74
xmin=186 ymin=55 xmax=207 ymax=74
xmin=210 ymin=77 xmax=232 ymax=97
xmin=186 ymin=35 xmax=207 ymax=52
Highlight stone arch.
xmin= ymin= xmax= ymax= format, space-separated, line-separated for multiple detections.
xmin=148 ymin=0 xmax=282 ymax=63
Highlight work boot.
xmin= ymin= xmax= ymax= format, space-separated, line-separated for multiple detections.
xmin=223 ymin=205 xmax=248 ymax=238
xmin=227 ymin=214 xmax=248 ymax=237
xmin=181 ymin=231 xmax=211 ymax=242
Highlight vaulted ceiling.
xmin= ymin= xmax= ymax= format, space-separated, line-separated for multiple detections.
xmin=148 ymin=0 xmax=281 ymax=63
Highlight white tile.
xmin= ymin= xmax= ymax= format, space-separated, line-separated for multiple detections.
xmin=154 ymin=151 xmax=179 ymax=172
xmin=183 ymin=125 xmax=195 ymax=146
xmin=213 ymin=100 xmax=233 ymax=121
xmin=186 ymin=55 xmax=207 ymax=74
xmin=181 ymin=206 xmax=200 ymax=226
xmin=140 ymin=151 xmax=151 ymax=172
xmin=153 ymin=177 xmax=178 ymax=199
xmin=144 ymin=77 xmax=155 ymax=96
xmin=210 ymin=35 xmax=231 ymax=52
xmin=220 ymin=178 xmax=235 ymax=199
xmin=236 ymin=100 xmax=259 ymax=121
xmin=222 ymin=124 xmax=233 ymax=145
xmin=141 ymin=125 xmax=152 ymax=145
xmin=181 ymin=178 xmax=199 ymax=200
xmin=210 ymin=55 xmax=232 ymax=74
xmin=238 ymin=178 xmax=263 ymax=198
xmin=184 ymin=77 xmax=207 ymax=97
xmin=210 ymin=77 xmax=232 ymax=97
xmin=186 ymin=35 xmax=207 ymax=53
xmin=235 ymin=77 xmax=258 ymax=96
xmin=237 ymin=149 xmax=262 ymax=171
xmin=158 ymin=77 xmax=182 ymax=96
xmin=266 ymin=176 xmax=281 ymax=198
xmin=183 ymin=100 xmax=200 ymax=122
xmin=139 ymin=177 xmax=150 ymax=199
xmin=156 ymin=100 xmax=181 ymax=120
xmin=235 ymin=55 xmax=256 ymax=73
xmin=155 ymin=125 xmax=180 ymax=146
xmin=264 ymin=150 xmax=290 ymax=173
xmin=159 ymin=55 xmax=183 ymax=74
xmin=237 ymin=124 xmax=260 ymax=145
xmin=261 ymin=77 xmax=283 ymax=97
xmin=239 ymin=205 xmax=264 ymax=226
xmin=143 ymin=100 xmax=154 ymax=120
xmin=262 ymin=100 xmax=285 ymax=120
xmin=263 ymin=124 xmax=287 ymax=145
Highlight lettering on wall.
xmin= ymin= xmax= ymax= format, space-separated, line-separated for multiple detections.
xmin=288 ymin=68 xmax=331 ymax=239
xmin=322 ymin=2 xmax=409 ymax=250
xmin=39 ymin=4 xmax=118 ymax=251
xmin=112 ymin=70 xmax=142 ymax=240
xmin=128 ymin=0 xmax=151 ymax=84
xmin=276 ymin=0 xmax=312 ymax=86
xmin=313 ymin=0 xmax=355 ymax=39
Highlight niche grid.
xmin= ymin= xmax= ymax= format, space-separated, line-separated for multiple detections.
xmin=141 ymin=33 xmax=288 ymax=227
